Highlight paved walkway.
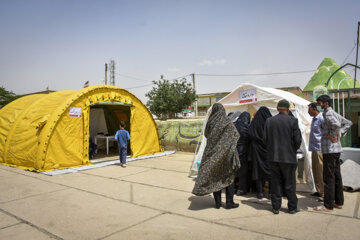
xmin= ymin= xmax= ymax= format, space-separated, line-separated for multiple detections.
xmin=0 ymin=152 xmax=359 ymax=240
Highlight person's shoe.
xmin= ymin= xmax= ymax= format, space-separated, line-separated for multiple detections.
xmin=313 ymin=206 xmax=332 ymax=212
xmin=215 ymin=203 xmax=221 ymax=209
xmin=236 ymin=190 xmax=246 ymax=196
xmin=226 ymin=202 xmax=239 ymax=209
xmin=334 ymin=203 xmax=343 ymax=209
xmin=310 ymin=192 xmax=321 ymax=197
xmin=122 ymin=164 xmax=127 ymax=168
xmin=272 ymin=209 xmax=280 ymax=214
xmin=257 ymin=193 xmax=263 ymax=199
xmin=288 ymin=207 xmax=300 ymax=214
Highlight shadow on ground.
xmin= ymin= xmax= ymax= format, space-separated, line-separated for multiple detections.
xmin=188 ymin=191 xmax=325 ymax=213
xmin=188 ymin=196 xmax=215 ymax=211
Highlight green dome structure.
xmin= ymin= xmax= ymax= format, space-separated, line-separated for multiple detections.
xmin=304 ymin=57 xmax=360 ymax=91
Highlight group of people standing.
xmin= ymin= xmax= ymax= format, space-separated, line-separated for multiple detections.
xmin=235 ymin=106 xmax=272 ymax=199
xmin=192 ymin=95 xmax=352 ymax=214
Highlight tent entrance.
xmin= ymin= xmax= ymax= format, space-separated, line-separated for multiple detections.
xmin=89 ymin=102 xmax=132 ymax=160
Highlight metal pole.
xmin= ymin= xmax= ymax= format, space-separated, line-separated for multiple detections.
xmin=342 ymin=92 xmax=345 ymax=117
xmin=110 ymin=60 xmax=115 ymax=86
xmin=355 ymin=21 xmax=360 ymax=88
xmin=192 ymin=73 xmax=198 ymax=117
xmin=347 ymin=90 xmax=352 ymax=146
xmin=105 ymin=64 xmax=108 ymax=85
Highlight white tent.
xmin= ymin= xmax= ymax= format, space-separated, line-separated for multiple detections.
xmin=189 ymin=83 xmax=315 ymax=192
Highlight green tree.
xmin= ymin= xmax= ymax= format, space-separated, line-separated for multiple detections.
xmin=146 ymin=78 xmax=196 ymax=119
xmin=0 ymin=87 xmax=22 ymax=109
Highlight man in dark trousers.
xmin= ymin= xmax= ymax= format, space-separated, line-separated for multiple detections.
xmin=313 ymin=95 xmax=352 ymax=212
xmin=263 ymin=99 xmax=302 ymax=214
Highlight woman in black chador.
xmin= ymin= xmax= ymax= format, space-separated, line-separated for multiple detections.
xmin=234 ymin=111 xmax=251 ymax=196
xmin=248 ymin=106 xmax=272 ymax=199
xmin=192 ymin=103 xmax=241 ymax=209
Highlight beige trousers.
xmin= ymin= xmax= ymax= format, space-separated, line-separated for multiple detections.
xmin=312 ymin=151 xmax=324 ymax=195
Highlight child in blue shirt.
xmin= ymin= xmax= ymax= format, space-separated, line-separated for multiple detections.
xmin=115 ymin=121 xmax=130 ymax=167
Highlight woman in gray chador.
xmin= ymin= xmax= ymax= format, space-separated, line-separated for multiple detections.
xmin=192 ymin=103 xmax=241 ymax=209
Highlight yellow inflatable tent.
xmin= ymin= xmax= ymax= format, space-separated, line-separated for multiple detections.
xmin=0 ymin=85 xmax=163 ymax=171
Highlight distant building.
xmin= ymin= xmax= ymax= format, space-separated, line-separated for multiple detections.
xmin=196 ymin=92 xmax=230 ymax=116
xmin=278 ymin=86 xmax=303 ymax=98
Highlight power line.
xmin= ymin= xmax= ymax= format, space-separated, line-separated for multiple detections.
xmin=118 ymin=73 xmax=193 ymax=90
xmin=115 ymin=73 xmax=152 ymax=83
xmin=196 ymin=70 xmax=316 ymax=77
xmin=125 ymin=83 xmax=154 ymax=90
xmin=117 ymin=71 xmax=193 ymax=82
xmin=118 ymin=70 xmax=318 ymax=90
xmin=168 ymin=74 xmax=192 ymax=81
xmin=341 ymin=40 xmax=357 ymax=65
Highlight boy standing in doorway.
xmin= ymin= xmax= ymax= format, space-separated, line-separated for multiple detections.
xmin=115 ymin=121 xmax=130 ymax=168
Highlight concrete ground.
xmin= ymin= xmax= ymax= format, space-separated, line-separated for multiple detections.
xmin=0 ymin=152 xmax=359 ymax=240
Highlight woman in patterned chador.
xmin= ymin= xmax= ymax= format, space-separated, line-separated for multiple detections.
xmin=192 ymin=103 xmax=241 ymax=209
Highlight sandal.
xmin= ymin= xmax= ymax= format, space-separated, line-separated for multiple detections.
xmin=313 ymin=206 xmax=332 ymax=212
xmin=334 ymin=204 xmax=343 ymax=209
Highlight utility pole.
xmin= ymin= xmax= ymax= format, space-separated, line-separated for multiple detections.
xmin=105 ymin=63 xmax=108 ymax=85
xmin=109 ymin=60 xmax=115 ymax=86
xmin=355 ymin=21 xmax=360 ymax=88
xmin=192 ymin=73 xmax=198 ymax=117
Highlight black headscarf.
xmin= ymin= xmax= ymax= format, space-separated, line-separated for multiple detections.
xmin=248 ymin=106 xmax=272 ymax=181
xmin=249 ymin=107 xmax=272 ymax=143
xmin=234 ymin=112 xmax=251 ymax=136
xmin=234 ymin=112 xmax=251 ymax=162
xmin=192 ymin=103 xmax=240 ymax=196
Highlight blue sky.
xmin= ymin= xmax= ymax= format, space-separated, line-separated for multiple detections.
xmin=0 ymin=0 xmax=359 ymax=102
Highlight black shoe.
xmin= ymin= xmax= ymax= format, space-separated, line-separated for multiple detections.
xmin=215 ymin=203 xmax=221 ymax=209
xmin=288 ymin=208 xmax=300 ymax=214
xmin=310 ymin=192 xmax=320 ymax=197
xmin=226 ymin=202 xmax=239 ymax=209
xmin=257 ymin=193 xmax=263 ymax=199
xmin=272 ymin=209 xmax=280 ymax=214
xmin=236 ymin=190 xmax=247 ymax=196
